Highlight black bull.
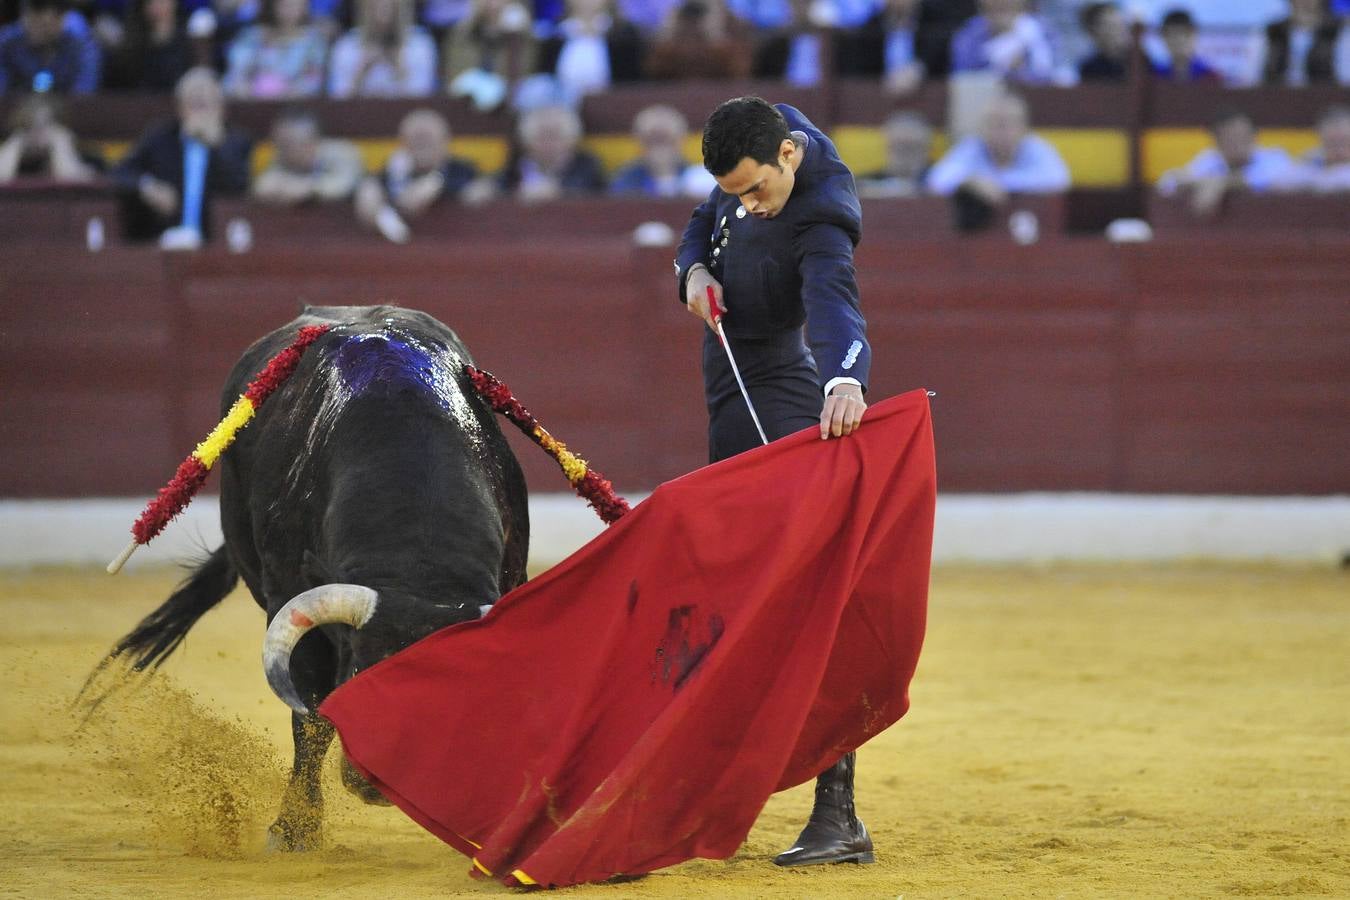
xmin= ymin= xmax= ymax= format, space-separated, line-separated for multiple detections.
xmin=93 ymin=306 xmax=530 ymax=850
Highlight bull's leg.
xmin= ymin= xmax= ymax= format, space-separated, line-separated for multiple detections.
xmin=266 ymin=631 xmax=337 ymax=852
xmin=340 ymin=756 xmax=392 ymax=806
xmin=266 ymin=712 xmax=335 ymax=852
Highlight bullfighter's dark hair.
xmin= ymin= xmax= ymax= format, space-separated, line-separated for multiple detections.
xmin=701 ymin=97 xmax=791 ymax=178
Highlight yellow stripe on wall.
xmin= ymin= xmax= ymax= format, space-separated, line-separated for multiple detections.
xmin=831 ymin=127 xmax=1127 ymax=187
xmin=1039 ymin=128 xmax=1129 ymax=188
xmin=98 ymin=127 xmax=1151 ymax=188
xmin=96 ymin=138 xmax=510 ymax=178
xmin=1143 ymin=127 xmax=1318 ymax=183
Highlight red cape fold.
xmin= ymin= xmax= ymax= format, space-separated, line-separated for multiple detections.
xmin=320 ymin=389 xmax=937 ymax=888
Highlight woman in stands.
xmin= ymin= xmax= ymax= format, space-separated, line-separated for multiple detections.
xmin=328 ymin=0 xmax=438 ymax=97
xmin=223 ymin=0 xmax=329 ymax=98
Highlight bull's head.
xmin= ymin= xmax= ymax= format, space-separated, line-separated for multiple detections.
xmin=261 ymin=584 xmax=475 ymax=714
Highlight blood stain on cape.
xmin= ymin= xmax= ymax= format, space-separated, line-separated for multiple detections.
xmin=653 ymin=605 xmax=725 ymax=690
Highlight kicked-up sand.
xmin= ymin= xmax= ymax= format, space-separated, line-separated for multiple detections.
xmin=0 ymin=563 xmax=1346 ymax=898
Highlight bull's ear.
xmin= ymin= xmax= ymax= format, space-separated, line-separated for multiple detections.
xmin=302 ymin=550 xmax=339 ymax=585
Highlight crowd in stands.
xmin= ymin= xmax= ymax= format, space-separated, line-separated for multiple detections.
xmin=1 ymin=0 xmax=1348 ymax=243
xmin=3 ymin=0 xmax=1348 ymax=98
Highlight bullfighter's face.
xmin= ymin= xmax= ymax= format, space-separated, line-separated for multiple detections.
xmin=715 ymin=138 xmax=801 ymax=220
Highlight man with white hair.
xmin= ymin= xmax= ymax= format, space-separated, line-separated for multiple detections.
xmin=1291 ymin=105 xmax=1350 ymax=192
xmin=111 ymin=67 xmax=253 ymax=244
xmin=499 ymin=104 xmax=605 ymax=202
xmin=356 ymin=108 xmax=481 ymax=242
xmin=925 ymin=90 xmax=1069 ymax=202
xmin=610 ymin=104 xmax=716 ymax=198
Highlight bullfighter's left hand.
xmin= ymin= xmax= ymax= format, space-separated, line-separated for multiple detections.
xmin=820 ymin=383 xmax=866 ymax=439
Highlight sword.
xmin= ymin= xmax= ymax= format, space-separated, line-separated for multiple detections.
xmin=707 ymin=286 xmax=768 ymax=446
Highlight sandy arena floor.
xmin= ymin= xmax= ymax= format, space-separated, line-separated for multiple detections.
xmin=1 ymin=563 xmax=1346 ymax=899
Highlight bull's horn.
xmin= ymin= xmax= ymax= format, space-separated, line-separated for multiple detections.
xmin=263 ymin=584 xmax=379 ymax=714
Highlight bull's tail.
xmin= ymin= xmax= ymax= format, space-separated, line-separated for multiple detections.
xmin=78 ymin=546 xmax=239 ymax=712
xmin=110 ymin=544 xmax=239 ymax=671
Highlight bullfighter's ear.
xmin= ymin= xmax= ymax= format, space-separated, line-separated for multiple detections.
xmin=302 ymin=550 xmax=339 ymax=585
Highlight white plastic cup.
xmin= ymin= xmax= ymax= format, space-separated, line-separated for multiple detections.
xmin=1009 ymin=209 xmax=1040 ymax=246
xmin=226 ymin=217 xmax=253 ymax=254
xmin=85 ymin=216 xmax=105 ymax=252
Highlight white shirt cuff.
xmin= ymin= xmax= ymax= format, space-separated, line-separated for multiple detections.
xmin=823 ymin=376 xmax=862 ymax=398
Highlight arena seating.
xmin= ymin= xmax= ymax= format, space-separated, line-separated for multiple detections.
xmin=2 ymin=79 xmax=1346 ymax=498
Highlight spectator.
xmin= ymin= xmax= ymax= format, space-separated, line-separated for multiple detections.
xmin=839 ymin=0 xmax=977 ymax=85
xmin=856 ymin=110 xmax=933 ymax=198
xmin=643 ymin=0 xmax=750 ymax=80
xmin=355 ymin=108 xmax=479 ymax=241
xmin=0 ymin=0 xmax=100 ymax=94
xmin=926 ymin=90 xmax=1069 ymax=228
xmin=610 ymin=104 xmax=715 ymax=198
xmin=1291 ymin=105 xmax=1350 ymax=191
xmin=535 ymin=0 xmax=644 ymax=103
xmin=420 ymin=0 xmax=472 ymax=43
xmin=103 ymin=0 xmax=206 ymax=91
xmin=1077 ymin=1 xmax=1129 ymax=82
xmin=1258 ymin=0 xmax=1347 ymax=86
xmin=836 ymin=0 xmax=924 ymax=94
xmin=443 ymin=0 xmax=536 ymax=111
xmin=111 ymin=67 xmax=253 ymax=245
xmin=1152 ymin=8 xmax=1220 ymax=83
xmin=223 ymin=0 xmax=329 ymax=99
xmin=0 ymin=93 xmax=100 ymax=182
xmin=1157 ymin=108 xmax=1298 ymax=217
xmin=949 ymin=0 xmax=1056 ymax=84
xmin=328 ymin=0 xmax=438 ymax=97
xmin=732 ymin=0 xmax=876 ymax=86
xmin=498 ymin=103 xmax=604 ymax=202
xmin=618 ymin=0 xmax=679 ymax=33
xmin=253 ymin=108 xmax=362 ymax=204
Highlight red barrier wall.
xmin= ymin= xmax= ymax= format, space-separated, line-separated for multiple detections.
xmin=3 ymin=203 xmax=1348 ymax=498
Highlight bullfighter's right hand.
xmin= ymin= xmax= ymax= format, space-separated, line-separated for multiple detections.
xmin=685 ymin=266 xmax=724 ymax=332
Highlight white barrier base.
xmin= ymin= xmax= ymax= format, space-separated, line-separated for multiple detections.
xmin=0 ymin=494 xmax=1346 ymax=570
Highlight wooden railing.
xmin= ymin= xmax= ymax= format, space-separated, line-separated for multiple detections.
xmin=3 ymin=201 xmax=1346 ymax=497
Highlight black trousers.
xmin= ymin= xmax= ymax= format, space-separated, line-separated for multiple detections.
xmin=703 ymin=328 xmax=822 ymax=463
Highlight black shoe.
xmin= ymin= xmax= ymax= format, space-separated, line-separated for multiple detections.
xmin=773 ymin=752 xmax=875 ymax=867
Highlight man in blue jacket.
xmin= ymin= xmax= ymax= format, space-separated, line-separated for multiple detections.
xmin=674 ymin=97 xmax=874 ymax=867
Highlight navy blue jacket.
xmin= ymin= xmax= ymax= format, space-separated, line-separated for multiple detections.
xmin=675 ymin=104 xmax=870 ymax=391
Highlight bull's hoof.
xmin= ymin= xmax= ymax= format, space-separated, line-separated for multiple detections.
xmin=265 ymin=818 xmax=324 ymax=853
xmin=342 ymin=757 xmax=392 ymax=806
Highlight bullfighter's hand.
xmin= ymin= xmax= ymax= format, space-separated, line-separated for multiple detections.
xmin=820 ymin=382 xmax=866 ymax=439
xmin=685 ymin=266 xmax=724 ymax=332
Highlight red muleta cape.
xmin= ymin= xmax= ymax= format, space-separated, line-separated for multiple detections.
xmin=320 ymin=389 xmax=936 ymax=888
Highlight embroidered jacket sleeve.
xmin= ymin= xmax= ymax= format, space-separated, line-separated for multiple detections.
xmin=674 ymin=189 xmax=718 ymax=303
xmin=794 ymin=219 xmax=870 ymax=392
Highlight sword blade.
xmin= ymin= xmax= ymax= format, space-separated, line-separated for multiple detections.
xmin=716 ymin=322 xmax=769 ymax=446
